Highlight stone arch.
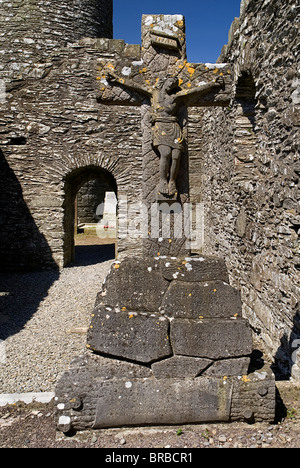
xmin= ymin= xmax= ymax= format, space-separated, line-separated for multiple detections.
xmin=63 ymin=165 xmax=117 ymax=266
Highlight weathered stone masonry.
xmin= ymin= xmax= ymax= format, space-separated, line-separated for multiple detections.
xmin=199 ymin=0 xmax=299 ymax=378
xmin=0 ymin=0 xmax=299 ymax=383
xmin=0 ymin=0 xmax=144 ymax=269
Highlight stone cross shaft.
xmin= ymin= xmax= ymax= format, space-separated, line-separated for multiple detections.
xmin=97 ymin=15 xmax=232 ymax=257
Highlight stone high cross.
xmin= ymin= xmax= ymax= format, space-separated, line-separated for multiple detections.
xmin=97 ymin=15 xmax=232 ymax=257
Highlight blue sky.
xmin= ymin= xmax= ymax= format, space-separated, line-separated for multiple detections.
xmin=113 ymin=0 xmax=242 ymax=63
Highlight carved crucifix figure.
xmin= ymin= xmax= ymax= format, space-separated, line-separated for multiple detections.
xmin=97 ymin=14 xmax=232 ymax=257
xmin=107 ymin=71 xmax=224 ymax=195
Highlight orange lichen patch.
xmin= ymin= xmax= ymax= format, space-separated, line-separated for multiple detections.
xmin=187 ymin=83 xmax=192 ymax=88
xmin=139 ymin=67 xmax=148 ymax=74
xmin=223 ymin=376 xmax=228 ymax=381
xmin=187 ymin=67 xmax=195 ymax=76
xmin=107 ymin=63 xmax=115 ymax=70
xmin=122 ymin=307 xmax=127 ymax=311
xmin=178 ymin=59 xmax=187 ymax=69
xmin=182 ymin=260 xmax=187 ymax=265
xmin=169 ymin=239 xmax=172 ymax=243
xmin=241 ymin=375 xmax=251 ymax=383
xmin=199 ymin=315 xmax=204 ymax=319
xmin=213 ymin=289 xmax=217 ymax=292
xmin=178 ymin=78 xmax=183 ymax=86
xmin=234 ymin=313 xmax=239 ymax=317
xmin=129 ymin=314 xmax=134 ymax=319
xmin=114 ymin=264 xmax=120 ymax=269
xmin=213 ymin=68 xmax=219 ymax=74
xmin=176 ymin=20 xmax=184 ymax=27
xmin=157 ymin=252 xmax=160 ymax=256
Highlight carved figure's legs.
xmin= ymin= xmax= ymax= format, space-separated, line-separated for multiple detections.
xmin=158 ymin=145 xmax=171 ymax=194
xmin=158 ymin=145 xmax=181 ymax=195
xmin=169 ymin=149 xmax=181 ymax=195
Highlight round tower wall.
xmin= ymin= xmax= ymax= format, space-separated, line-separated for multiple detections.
xmin=0 ymin=0 xmax=113 ymax=80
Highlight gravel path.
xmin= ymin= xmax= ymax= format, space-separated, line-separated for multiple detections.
xmin=0 ymin=245 xmax=114 ymax=393
xmin=1 ymin=244 xmax=300 ymax=448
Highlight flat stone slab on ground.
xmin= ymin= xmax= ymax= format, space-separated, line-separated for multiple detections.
xmin=93 ymin=377 xmax=232 ymax=429
xmin=55 ymin=356 xmax=276 ymax=432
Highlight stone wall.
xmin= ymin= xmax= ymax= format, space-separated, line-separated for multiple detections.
xmin=1 ymin=0 xmax=299 ymax=381
xmin=77 ymin=178 xmax=115 ymax=225
xmin=0 ymin=0 xmax=113 ymax=82
xmin=200 ymin=0 xmax=299 ymax=378
xmin=0 ymin=36 xmax=143 ymax=270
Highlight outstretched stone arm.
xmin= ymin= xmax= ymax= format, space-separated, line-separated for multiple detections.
xmin=106 ymin=69 xmax=152 ymax=98
xmin=175 ymin=76 xmax=225 ymax=101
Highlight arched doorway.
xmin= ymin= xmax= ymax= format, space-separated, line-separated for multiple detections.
xmin=63 ymin=166 xmax=117 ymax=266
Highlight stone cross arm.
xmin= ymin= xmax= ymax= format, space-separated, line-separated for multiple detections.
xmin=96 ymin=14 xmax=233 ymax=108
xmin=97 ymin=60 xmax=232 ymax=108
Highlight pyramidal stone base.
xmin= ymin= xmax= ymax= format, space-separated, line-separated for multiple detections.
xmin=55 ymin=256 xmax=276 ymax=433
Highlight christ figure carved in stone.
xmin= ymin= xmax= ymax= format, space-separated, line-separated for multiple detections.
xmin=107 ymin=71 xmax=224 ymax=196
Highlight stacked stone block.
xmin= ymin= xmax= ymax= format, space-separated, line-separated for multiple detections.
xmin=55 ymin=256 xmax=275 ymax=432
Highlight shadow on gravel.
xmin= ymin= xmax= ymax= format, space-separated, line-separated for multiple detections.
xmin=69 ymin=244 xmax=116 ymax=267
xmin=0 ymin=270 xmax=60 ymax=341
xmin=0 ymin=149 xmax=60 ymax=340
xmin=0 ymin=245 xmax=115 ymax=340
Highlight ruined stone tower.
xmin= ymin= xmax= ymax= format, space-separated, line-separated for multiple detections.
xmin=0 ymin=0 xmax=299 ymax=388
xmin=0 ymin=0 xmax=113 ymax=70
xmin=0 ymin=0 xmax=143 ymax=270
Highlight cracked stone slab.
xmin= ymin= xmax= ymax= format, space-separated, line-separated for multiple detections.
xmin=151 ymin=355 xmax=212 ymax=379
xmin=203 ymin=357 xmax=251 ymax=377
xmin=87 ymin=306 xmax=172 ymax=364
